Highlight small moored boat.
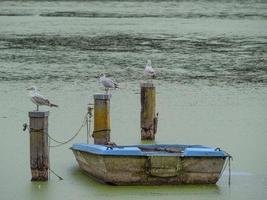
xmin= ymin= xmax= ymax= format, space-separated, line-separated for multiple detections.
xmin=71 ymin=143 xmax=230 ymax=185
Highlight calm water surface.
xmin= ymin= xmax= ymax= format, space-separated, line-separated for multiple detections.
xmin=0 ymin=0 xmax=267 ymax=200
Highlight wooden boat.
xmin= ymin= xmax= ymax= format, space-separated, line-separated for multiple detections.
xmin=71 ymin=143 xmax=230 ymax=185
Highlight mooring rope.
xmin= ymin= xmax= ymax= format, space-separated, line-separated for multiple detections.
xmin=48 ymin=112 xmax=89 ymax=148
xmin=228 ymin=155 xmax=232 ymax=186
xmin=23 ymin=107 xmax=93 ymax=181
xmin=48 ymin=167 xmax=63 ymax=180
xmin=46 ymin=111 xmax=91 ymax=180
xmin=23 ymin=111 xmax=91 ymax=147
xmin=219 ymin=152 xmax=232 ymax=186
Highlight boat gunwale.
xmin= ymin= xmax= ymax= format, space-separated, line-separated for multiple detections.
xmin=70 ymin=143 xmax=228 ymax=158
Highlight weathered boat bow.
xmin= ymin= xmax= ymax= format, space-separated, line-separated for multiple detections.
xmin=71 ymin=144 xmax=229 ymax=185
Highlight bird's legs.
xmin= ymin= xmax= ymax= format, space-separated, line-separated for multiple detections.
xmin=105 ymin=88 xmax=109 ymax=94
xmin=36 ymin=105 xmax=39 ymax=111
xmin=147 ymin=78 xmax=153 ymax=84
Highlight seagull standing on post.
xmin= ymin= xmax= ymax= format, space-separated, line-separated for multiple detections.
xmin=99 ymin=73 xmax=118 ymax=94
xmin=27 ymin=86 xmax=58 ymax=111
xmin=144 ymin=59 xmax=156 ymax=80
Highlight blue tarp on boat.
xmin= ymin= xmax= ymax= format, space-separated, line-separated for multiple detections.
xmin=183 ymin=147 xmax=226 ymax=157
xmin=72 ymin=143 xmax=145 ymax=156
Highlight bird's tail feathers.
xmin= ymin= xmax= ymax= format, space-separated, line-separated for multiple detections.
xmin=114 ymin=83 xmax=119 ymax=89
xmin=50 ymin=103 xmax=59 ymax=108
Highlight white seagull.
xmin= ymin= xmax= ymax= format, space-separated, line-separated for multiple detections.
xmin=99 ymin=73 xmax=118 ymax=93
xmin=144 ymin=59 xmax=156 ymax=79
xmin=27 ymin=86 xmax=58 ymax=111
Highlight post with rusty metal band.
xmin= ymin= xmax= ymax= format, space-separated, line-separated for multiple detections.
xmin=29 ymin=111 xmax=49 ymax=181
xmin=92 ymin=94 xmax=111 ymax=144
xmin=140 ymin=82 xmax=158 ymax=140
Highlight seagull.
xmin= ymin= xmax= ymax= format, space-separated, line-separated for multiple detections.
xmin=144 ymin=59 xmax=156 ymax=79
xmin=27 ymin=86 xmax=58 ymax=111
xmin=99 ymin=73 xmax=118 ymax=93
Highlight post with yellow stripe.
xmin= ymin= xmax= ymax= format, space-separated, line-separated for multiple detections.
xmin=92 ymin=94 xmax=111 ymax=144
xmin=140 ymin=82 xmax=158 ymax=140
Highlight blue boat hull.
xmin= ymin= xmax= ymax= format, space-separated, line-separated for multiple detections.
xmin=71 ymin=144 xmax=229 ymax=185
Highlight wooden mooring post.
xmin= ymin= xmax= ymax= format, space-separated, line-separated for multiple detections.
xmin=140 ymin=82 xmax=158 ymax=140
xmin=29 ymin=111 xmax=49 ymax=181
xmin=92 ymin=94 xmax=111 ymax=144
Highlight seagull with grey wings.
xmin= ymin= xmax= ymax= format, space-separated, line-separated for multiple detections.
xmin=27 ymin=86 xmax=58 ymax=111
xmin=99 ymin=73 xmax=118 ymax=93
xmin=144 ymin=59 xmax=156 ymax=79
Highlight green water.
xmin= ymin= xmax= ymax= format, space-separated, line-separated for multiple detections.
xmin=0 ymin=0 xmax=267 ymax=199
